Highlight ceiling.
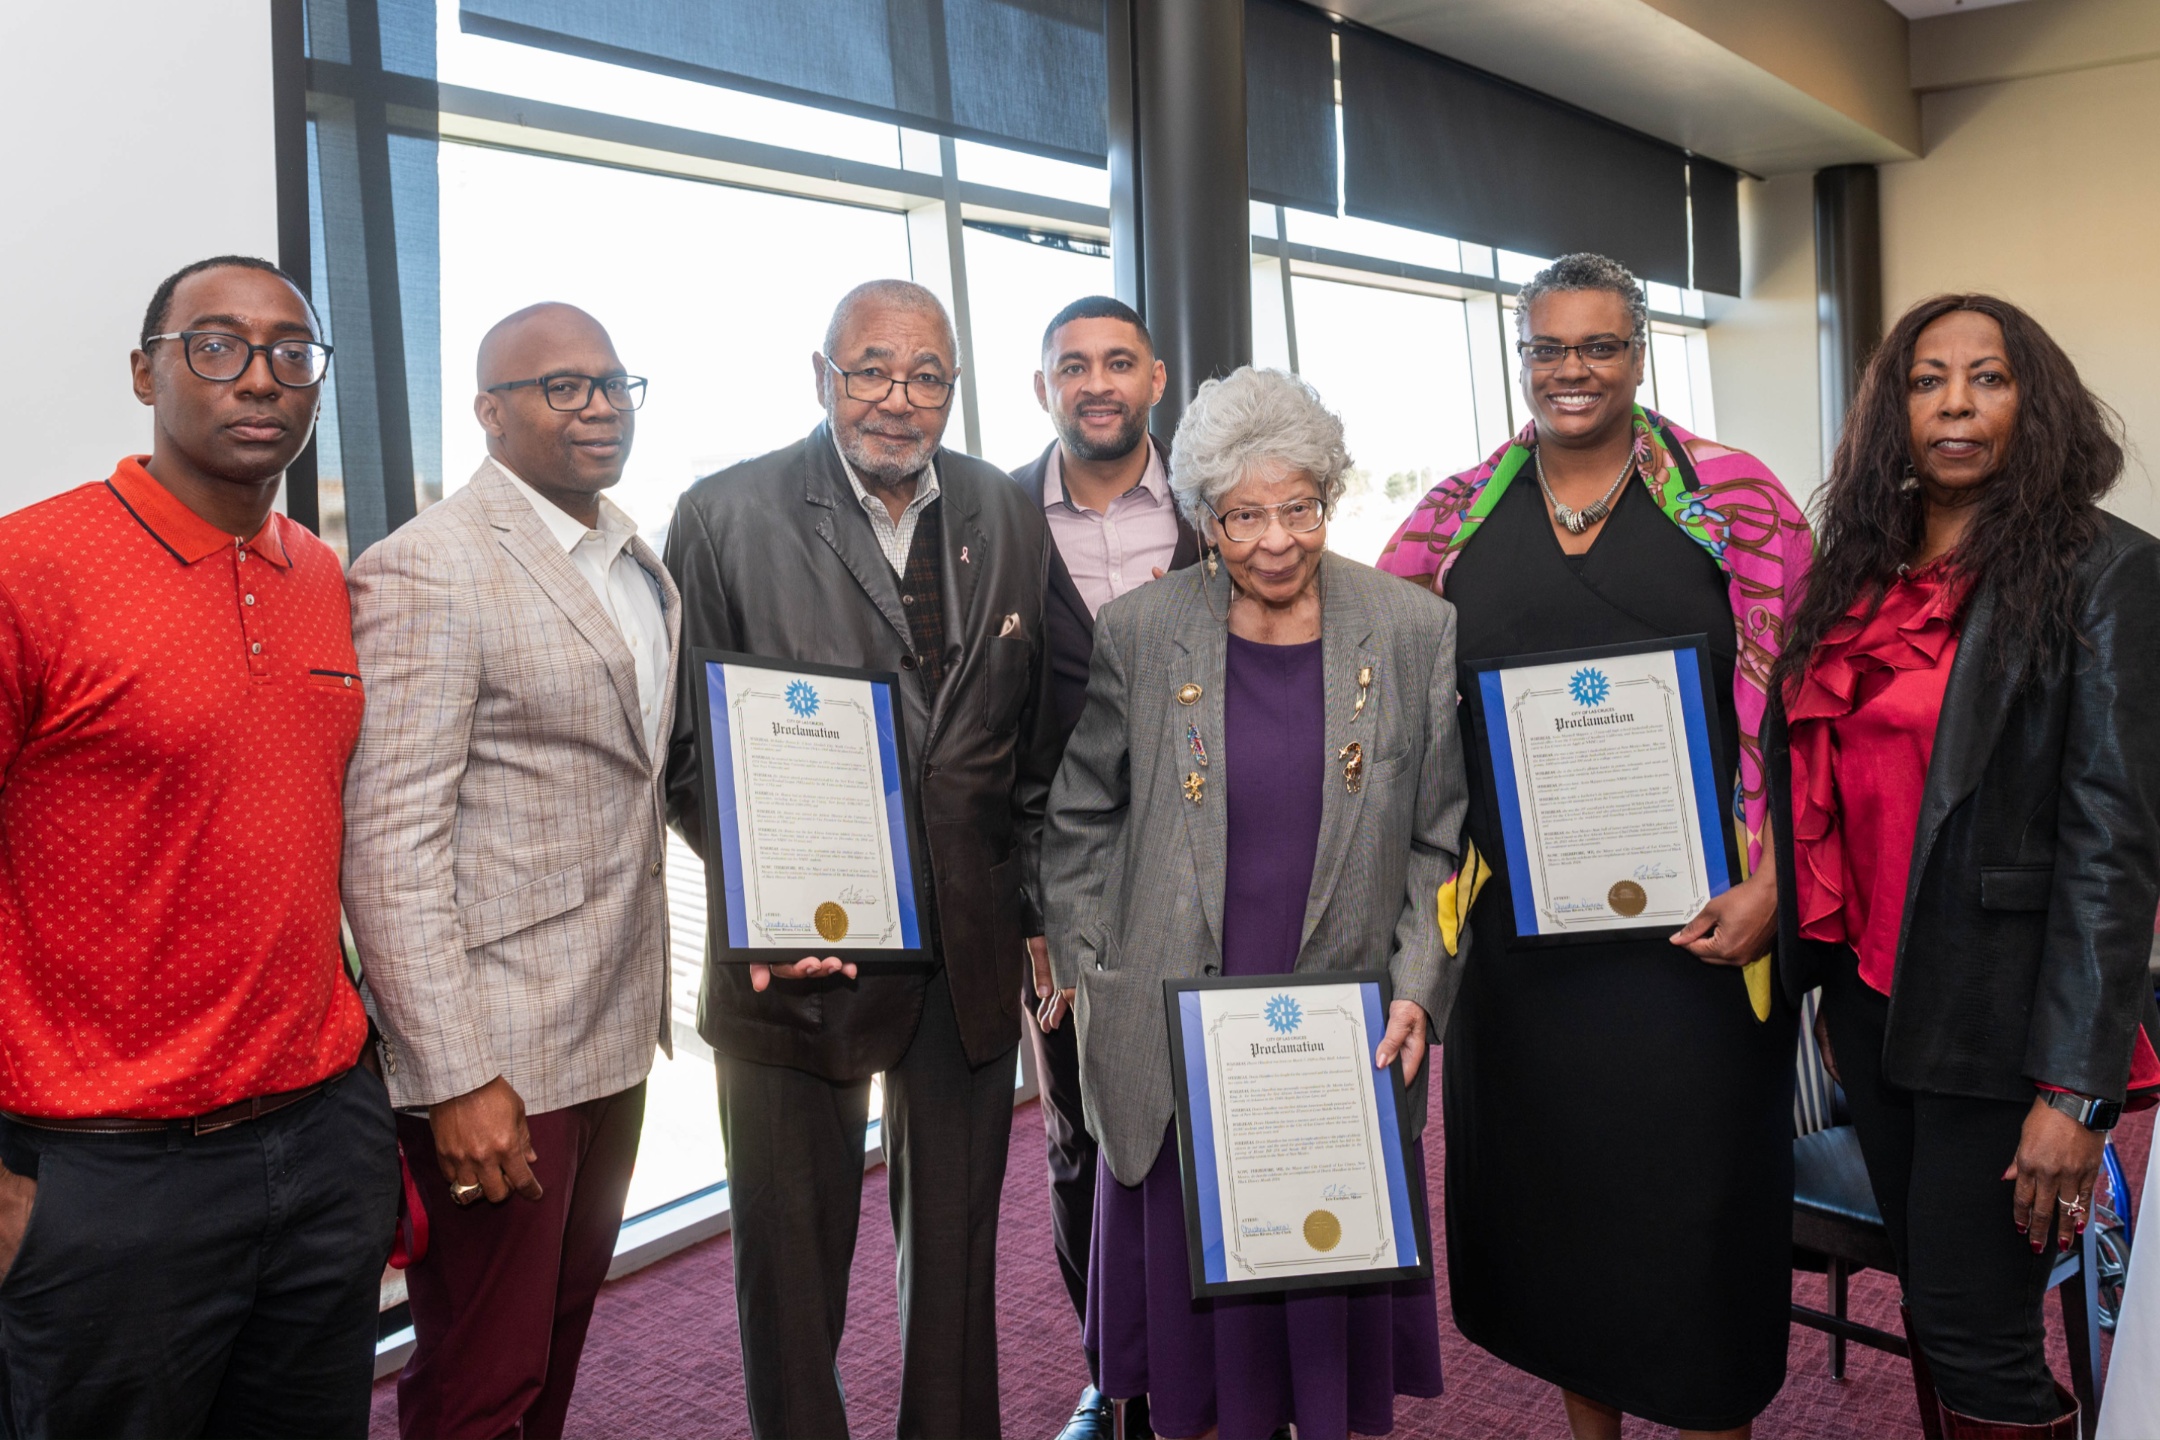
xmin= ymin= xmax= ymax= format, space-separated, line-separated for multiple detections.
xmin=1882 ymin=0 xmax=2029 ymax=18
xmin=1333 ymin=0 xmax=1927 ymax=174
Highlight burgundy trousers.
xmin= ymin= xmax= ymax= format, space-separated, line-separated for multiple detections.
xmin=394 ymin=1082 xmax=646 ymax=1440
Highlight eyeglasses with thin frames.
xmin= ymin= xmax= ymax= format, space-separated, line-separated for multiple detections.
xmin=825 ymin=359 xmax=955 ymax=410
xmin=486 ymin=374 xmax=649 ymax=412
xmin=143 ymin=331 xmax=333 ymax=387
xmin=1516 ymin=337 xmax=1639 ymax=370
xmin=1206 ymin=496 xmax=1328 ymax=544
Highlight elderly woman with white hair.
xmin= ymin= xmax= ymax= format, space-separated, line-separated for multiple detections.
xmin=1041 ymin=367 xmax=1468 ymax=1440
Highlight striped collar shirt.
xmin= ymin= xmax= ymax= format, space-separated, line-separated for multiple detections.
xmin=833 ymin=432 xmax=941 ymax=573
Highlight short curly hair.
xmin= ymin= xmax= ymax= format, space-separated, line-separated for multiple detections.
xmin=1514 ymin=252 xmax=1647 ymax=343
xmin=1168 ymin=367 xmax=1351 ymax=530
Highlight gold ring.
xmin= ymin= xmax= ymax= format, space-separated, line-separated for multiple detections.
xmin=451 ymin=1182 xmax=484 ymax=1205
xmin=2059 ymin=1195 xmax=2086 ymax=1213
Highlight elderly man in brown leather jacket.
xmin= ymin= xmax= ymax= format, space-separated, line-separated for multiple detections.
xmin=664 ymin=279 xmax=1056 ymax=1440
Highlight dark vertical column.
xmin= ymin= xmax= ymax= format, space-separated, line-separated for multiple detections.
xmin=1108 ymin=0 xmax=1252 ymax=443
xmin=271 ymin=0 xmax=319 ymax=534
xmin=1814 ymin=163 xmax=1882 ymax=466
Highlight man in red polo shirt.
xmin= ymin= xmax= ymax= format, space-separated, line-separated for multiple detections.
xmin=0 ymin=256 xmax=398 ymax=1438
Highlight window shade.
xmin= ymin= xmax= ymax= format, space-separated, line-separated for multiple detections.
xmin=1245 ymin=0 xmax=1337 ymax=215
xmin=1339 ymin=25 xmax=1691 ymax=288
xmin=459 ymin=0 xmax=1110 ymax=165
xmin=1690 ymin=158 xmax=1742 ymax=297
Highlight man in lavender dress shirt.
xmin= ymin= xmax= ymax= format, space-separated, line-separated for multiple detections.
xmin=1008 ymin=296 xmax=1198 ymax=1440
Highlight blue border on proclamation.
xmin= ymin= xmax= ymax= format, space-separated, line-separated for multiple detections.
xmin=1179 ymin=990 xmax=1229 ymax=1284
xmin=1360 ymin=982 xmax=1421 ymax=1267
xmin=707 ymin=661 xmax=750 ymax=948
xmin=871 ymin=683 xmax=921 ymax=949
xmin=1478 ymin=668 xmax=1539 ymax=937
xmin=1671 ymin=647 xmax=1733 ymax=895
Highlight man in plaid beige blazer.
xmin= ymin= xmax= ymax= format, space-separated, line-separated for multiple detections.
xmin=343 ymin=303 xmax=679 ymax=1440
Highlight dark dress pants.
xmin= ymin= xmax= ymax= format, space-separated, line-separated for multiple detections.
xmin=0 ymin=1066 xmax=399 ymax=1440
xmin=718 ymin=970 xmax=1015 ymax=1439
xmin=1821 ymin=961 xmax=2065 ymax=1423
xmin=1020 ymin=979 xmax=1098 ymax=1371
xmin=395 ymin=1081 xmax=647 ymax=1440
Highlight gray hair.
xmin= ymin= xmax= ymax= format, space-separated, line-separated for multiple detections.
xmin=1168 ymin=367 xmax=1351 ymax=529
xmin=822 ymin=279 xmax=957 ymax=363
xmin=1514 ymin=252 xmax=1648 ymax=342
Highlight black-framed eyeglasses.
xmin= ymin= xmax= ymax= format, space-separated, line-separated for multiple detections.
xmin=825 ymin=359 xmax=955 ymax=410
xmin=1206 ymin=496 xmax=1328 ymax=544
xmin=487 ymin=373 xmax=649 ymax=412
xmin=144 ymin=331 xmax=333 ymax=387
xmin=1516 ymin=337 xmax=1639 ymax=370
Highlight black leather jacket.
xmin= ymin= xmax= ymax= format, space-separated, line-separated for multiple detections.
xmin=663 ymin=424 xmax=1059 ymax=1081
xmin=1769 ymin=512 xmax=2160 ymax=1104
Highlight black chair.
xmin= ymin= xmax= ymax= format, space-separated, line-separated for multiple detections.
xmin=1790 ymin=1049 xmax=2116 ymax=1439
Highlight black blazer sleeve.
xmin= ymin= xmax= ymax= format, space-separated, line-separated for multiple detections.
xmin=2028 ymin=534 xmax=2160 ymax=1096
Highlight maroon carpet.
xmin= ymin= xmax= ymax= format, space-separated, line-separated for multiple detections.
xmin=372 ymin=1091 xmax=2149 ymax=1438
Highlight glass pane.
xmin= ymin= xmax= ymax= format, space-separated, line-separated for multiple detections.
xmin=433 ymin=0 xmax=906 ymax=169
xmin=1251 ymin=253 xmax=1293 ymax=372
xmin=1288 ymin=276 xmax=1480 ymax=565
xmin=438 ymin=139 xmax=917 ymax=1217
xmin=1650 ymin=329 xmax=1694 ymax=432
xmin=304 ymin=118 xmax=349 ymax=564
xmin=953 ymin=139 xmax=1108 ymax=208
xmin=1285 ymin=208 xmax=1461 ymax=274
xmin=958 ymin=225 xmax=1113 ymax=470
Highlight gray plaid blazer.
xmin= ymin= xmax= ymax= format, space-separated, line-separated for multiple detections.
xmin=343 ymin=461 xmax=681 ymax=1115
xmin=1042 ymin=552 xmax=1469 ymax=1185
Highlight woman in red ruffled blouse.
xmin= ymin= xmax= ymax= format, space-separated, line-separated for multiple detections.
xmin=1770 ymin=295 xmax=2160 ymax=1440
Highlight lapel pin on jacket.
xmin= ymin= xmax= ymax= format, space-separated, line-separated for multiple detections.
xmin=1338 ymin=741 xmax=1365 ymax=795
xmin=1187 ymin=723 xmax=1209 ymax=768
xmin=1177 ymin=682 xmax=1202 ymax=705
xmin=1183 ymin=771 xmax=1206 ymax=804
xmin=1352 ymin=664 xmax=1373 ymax=721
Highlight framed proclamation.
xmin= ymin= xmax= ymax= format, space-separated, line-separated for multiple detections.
xmin=1464 ymin=635 xmax=1735 ymax=948
xmin=1163 ymin=972 xmax=1431 ymax=1299
xmin=691 ymin=649 xmax=930 ymax=965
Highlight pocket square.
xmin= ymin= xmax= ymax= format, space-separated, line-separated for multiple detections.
xmin=998 ymin=612 xmax=1023 ymax=639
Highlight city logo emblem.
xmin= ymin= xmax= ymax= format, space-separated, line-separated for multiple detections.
xmin=785 ymin=679 xmax=820 ymax=718
xmin=1568 ymin=666 xmax=1611 ymax=708
xmin=1264 ymin=993 xmax=1303 ymax=1035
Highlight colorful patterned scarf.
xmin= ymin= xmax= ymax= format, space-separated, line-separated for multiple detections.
xmin=1384 ymin=407 xmax=1813 ymax=1017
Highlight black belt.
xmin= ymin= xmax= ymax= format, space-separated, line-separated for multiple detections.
xmin=1 ymin=1076 xmax=336 ymax=1137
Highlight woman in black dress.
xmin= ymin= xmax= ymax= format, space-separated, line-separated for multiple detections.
xmin=1379 ymin=254 xmax=1813 ymax=1438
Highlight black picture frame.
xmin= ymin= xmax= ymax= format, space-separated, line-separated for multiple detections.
xmin=1162 ymin=971 xmax=1433 ymax=1299
xmin=691 ymin=647 xmax=933 ymax=966
xmin=1460 ymin=633 xmax=1738 ymax=950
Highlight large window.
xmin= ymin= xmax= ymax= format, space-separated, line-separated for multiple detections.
xmin=362 ymin=0 xmax=1722 ymax=1250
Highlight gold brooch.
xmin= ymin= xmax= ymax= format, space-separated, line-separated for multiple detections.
xmin=1177 ymin=683 xmax=1202 ymax=706
xmin=1339 ymin=742 xmax=1365 ymax=795
xmin=1352 ymin=665 xmax=1373 ymax=722
xmin=1183 ymin=771 xmax=1206 ymax=804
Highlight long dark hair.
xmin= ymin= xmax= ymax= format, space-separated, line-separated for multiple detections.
xmin=1774 ymin=294 xmax=2124 ymax=695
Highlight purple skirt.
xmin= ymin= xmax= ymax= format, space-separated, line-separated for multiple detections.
xmin=1084 ymin=1123 xmax=1443 ymax=1440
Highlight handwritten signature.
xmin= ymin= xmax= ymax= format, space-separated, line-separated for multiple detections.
xmin=1322 ymin=1184 xmax=1364 ymax=1202
xmin=836 ymin=885 xmax=879 ymax=905
xmin=1632 ymin=863 xmax=1678 ymax=881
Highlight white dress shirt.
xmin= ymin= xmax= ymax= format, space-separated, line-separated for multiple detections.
xmin=833 ymin=432 xmax=942 ymax=573
xmin=496 ymin=459 xmax=670 ymax=754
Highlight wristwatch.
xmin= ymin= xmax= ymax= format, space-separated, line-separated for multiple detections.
xmin=2042 ymin=1089 xmax=2122 ymax=1133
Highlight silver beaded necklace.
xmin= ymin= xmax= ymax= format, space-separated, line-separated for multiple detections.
xmin=1534 ymin=445 xmax=1635 ymax=535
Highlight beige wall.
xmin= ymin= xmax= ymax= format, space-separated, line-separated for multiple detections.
xmin=1879 ymin=54 xmax=2160 ymax=533
xmin=0 ymin=2 xmax=279 ymax=515
xmin=1704 ymin=174 xmax=1823 ymax=510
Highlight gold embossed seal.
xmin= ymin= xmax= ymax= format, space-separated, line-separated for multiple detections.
xmin=814 ymin=902 xmax=850 ymax=942
xmin=1303 ymin=1209 xmax=1343 ymax=1252
xmin=1607 ymin=880 xmax=1647 ymax=918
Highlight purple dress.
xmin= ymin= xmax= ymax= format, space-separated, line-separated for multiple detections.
xmin=1084 ymin=635 xmax=1443 ymax=1440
